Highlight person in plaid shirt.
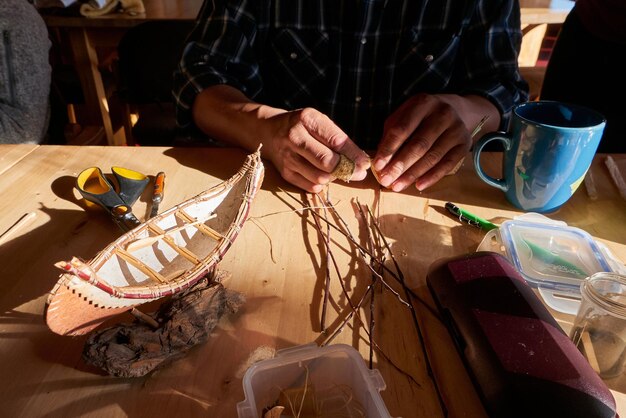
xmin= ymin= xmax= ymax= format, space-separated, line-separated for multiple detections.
xmin=174 ymin=0 xmax=528 ymax=193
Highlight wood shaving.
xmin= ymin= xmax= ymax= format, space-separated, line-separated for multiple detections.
xmin=236 ymin=345 xmax=277 ymax=378
xmin=605 ymin=156 xmax=626 ymax=200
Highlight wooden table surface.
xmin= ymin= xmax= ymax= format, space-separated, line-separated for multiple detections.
xmin=1 ymin=144 xmax=624 ymax=417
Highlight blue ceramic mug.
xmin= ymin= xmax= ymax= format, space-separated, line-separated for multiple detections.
xmin=473 ymin=101 xmax=605 ymax=213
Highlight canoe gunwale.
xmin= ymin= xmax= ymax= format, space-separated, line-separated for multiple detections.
xmin=67 ymin=151 xmax=263 ymax=300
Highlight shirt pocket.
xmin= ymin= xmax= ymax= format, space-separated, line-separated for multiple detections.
xmin=264 ymin=28 xmax=329 ymax=109
xmin=1 ymin=30 xmax=17 ymax=106
xmin=394 ymin=29 xmax=461 ymax=99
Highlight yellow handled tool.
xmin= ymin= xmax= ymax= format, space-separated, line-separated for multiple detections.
xmin=76 ymin=167 xmax=145 ymax=232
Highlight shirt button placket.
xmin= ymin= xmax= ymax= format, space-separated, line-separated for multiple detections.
xmin=355 ymin=36 xmax=367 ymax=105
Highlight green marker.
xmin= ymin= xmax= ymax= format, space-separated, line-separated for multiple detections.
xmin=445 ymin=202 xmax=499 ymax=231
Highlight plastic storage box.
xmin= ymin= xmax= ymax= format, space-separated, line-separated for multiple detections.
xmin=478 ymin=213 xmax=625 ymax=314
xmin=237 ymin=343 xmax=393 ymax=418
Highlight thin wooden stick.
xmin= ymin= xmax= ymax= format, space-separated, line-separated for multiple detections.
xmin=471 ymin=115 xmax=490 ymax=139
xmin=584 ymin=168 xmax=598 ymax=200
xmin=176 ymin=210 xmax=224 ymax=241
xmin=368 ymin=275 xmax=376 ymax=369
xmin=606 ymin=156 xmax=626 ymax=200
xmin=310 ymin=201 xmax=411 ymax=306
xmin=308 ymin=195 xmax=359 ymax=311
xmin=149 ymin=224 xmax=201 ymax=261
xmin=366 ymin=206 xmax=440 ymax=320
xmin=355 ymin=200 xmax=381 ymax=369
xmin=116 ymin=248 xmax=166 ymax=283
xmin=322 ymin=284 xmax=374 ymax=346
xmin=448 ymin=115 xmax=490 ymax=175
xmin=367 ymin=204 xmax=440 ymax=326
xmin=278 ymin=187 xmax=442 ymax=394
xmin=581 ymin=328 xmax=601 ymax=373
xmin=310 ymin=192 xmax=379 ymax=340
xmin=318 ymin=203 xmax=426 ymax=388
xmin=310 ymin=194 xmax=425 ymax=389
xmin=0 ymin=212 xmax=36 ymax=246
xmin=366 ymin=205 xmax=448 ymax=416
xmin=130 ymin=307 xmax=160 ymax=329
xmin=279 ymin=188 xmax=438 ymax=315
xmin=249 ymin=218 xmax=277 ymax=264
xmin=317 ymin=192 xmax=332 ymax=333
xmin=315 ymin=196 xmax=380 ymax=346
xmin=279 ymin=189 xmax=412 ymax=301
xmin=322 ymin=196 xmax=410 ymax=306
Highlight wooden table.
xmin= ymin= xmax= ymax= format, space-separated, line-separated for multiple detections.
xmin=0 ymin=144 xmax=38 ymax=176
xmin=1 ymin=144 xmax=626 ymax=417
xmin=42 ymin=0 xmax=203 ymax=146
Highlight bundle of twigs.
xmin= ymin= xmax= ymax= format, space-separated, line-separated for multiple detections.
xmin=280 ymin=188 xmax=447 ymax=414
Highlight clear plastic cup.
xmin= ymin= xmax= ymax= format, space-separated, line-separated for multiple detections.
xmin=571 ymin=272 xmax=626 ymax=382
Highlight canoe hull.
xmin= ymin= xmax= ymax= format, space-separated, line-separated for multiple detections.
xmin=45 ymin=150 xmax=264 ymax=336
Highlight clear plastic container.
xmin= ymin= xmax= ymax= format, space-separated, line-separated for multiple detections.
xmin=237 ymin=343 xmax=394 ymax=418
xmin=478 ymin=213 xmax=625 ymax=314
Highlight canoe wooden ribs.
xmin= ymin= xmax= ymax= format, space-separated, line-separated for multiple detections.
xmin=44 ymin=150 xmax=264 ymax=336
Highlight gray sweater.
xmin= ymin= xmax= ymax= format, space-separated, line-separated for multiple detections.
xmin=0 ymin=0 xmax=51 ymax=144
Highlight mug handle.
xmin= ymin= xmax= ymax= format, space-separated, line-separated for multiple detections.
xmin=473 ymin=131 xmax=512 ymax=192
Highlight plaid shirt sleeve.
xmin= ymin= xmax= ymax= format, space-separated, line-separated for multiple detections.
xmin=458 ymin=1 xmax=529 ymax=128
xmin=173 ymin=0 xmax=261 ymax=130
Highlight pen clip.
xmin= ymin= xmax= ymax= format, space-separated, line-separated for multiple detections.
xmin=445 ymin=202 xmax=498 ymax=231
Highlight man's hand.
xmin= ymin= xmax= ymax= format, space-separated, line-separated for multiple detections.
xmin=192 ymin=86 xmax=370 ymax=194
xmin=372 ymin=93 xmax=499 ymax=192
xmin=265 ymin=107 xmax=370 ymax=193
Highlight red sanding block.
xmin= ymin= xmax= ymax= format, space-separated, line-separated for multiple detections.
xmin=427 ymin=251 xmax=617 ymax=418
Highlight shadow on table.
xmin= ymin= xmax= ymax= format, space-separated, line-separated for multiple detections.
xmin=0 ymin=175 xmax=150 ymax=395
xmin=13 ymin=319 xmax=294 ymax=417
xmin=0 ymin=188 xmax=120 ymax=312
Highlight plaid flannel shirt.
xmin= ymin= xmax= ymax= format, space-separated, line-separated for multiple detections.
xmin=174 ymin=0 xmax=529 ymax=148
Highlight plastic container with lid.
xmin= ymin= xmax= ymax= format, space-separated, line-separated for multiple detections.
xmin=237 ymin=343 xmax=395 ymax=418
xmin=477 ymin=213 xmax=626 ymax=315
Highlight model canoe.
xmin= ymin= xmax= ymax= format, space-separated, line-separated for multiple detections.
xmin=45 ymin=150 xmax=264 ymax=336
